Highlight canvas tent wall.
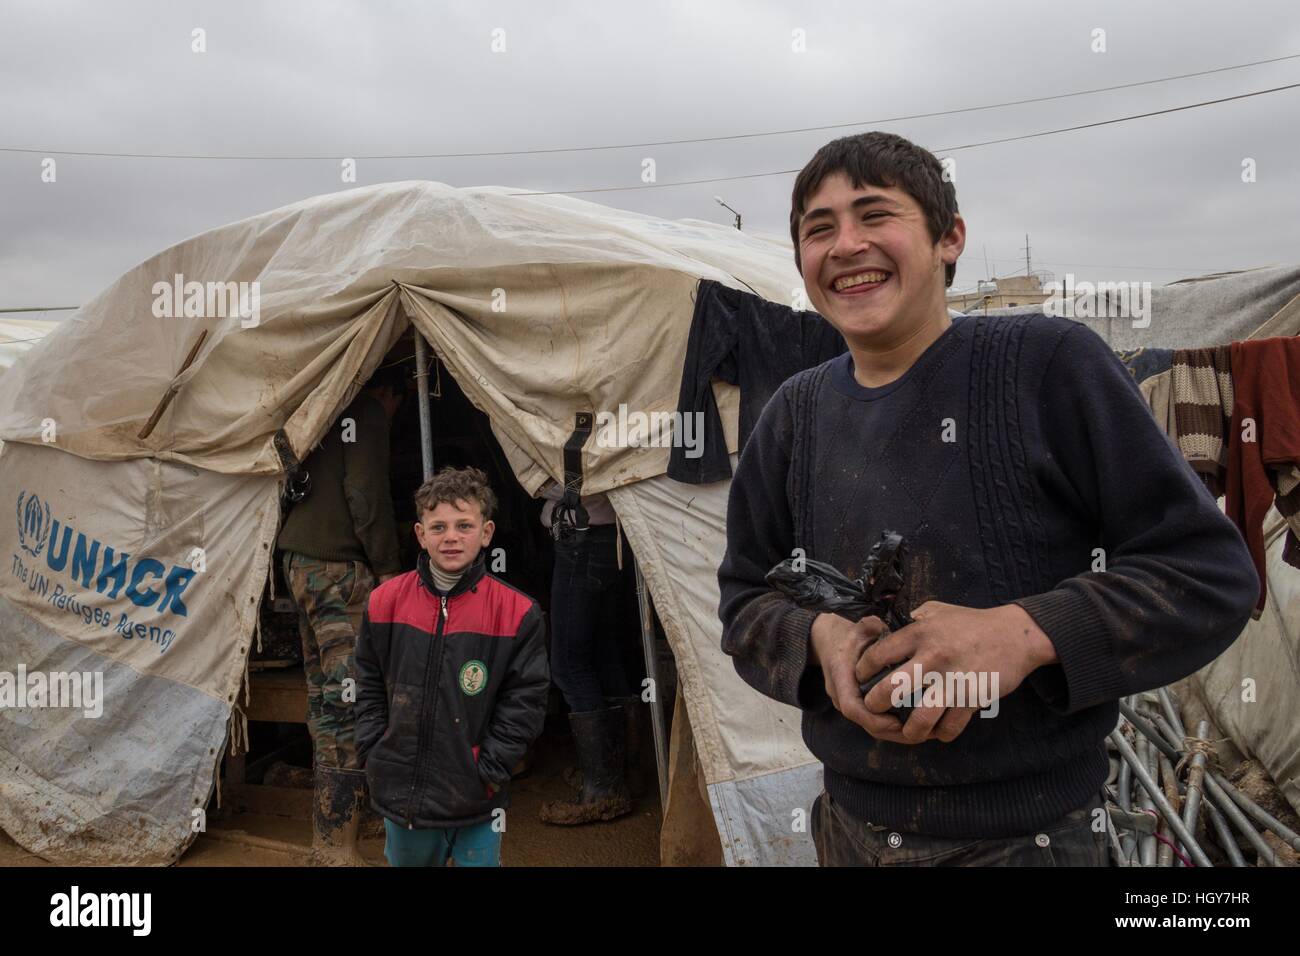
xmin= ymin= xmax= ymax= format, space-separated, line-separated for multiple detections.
xmin=0 ymin=316 xmax=60 ymax=374
xmin=975 ymin=265 xmax=1300 ymax=349
xmin=0 ymin=180 xmax=820 ymax=865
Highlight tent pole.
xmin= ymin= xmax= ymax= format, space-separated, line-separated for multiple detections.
xmin=413 ymin=332 xmax=434 ymax=479
xmin=633 ymin=558 xmax=670 ymax=812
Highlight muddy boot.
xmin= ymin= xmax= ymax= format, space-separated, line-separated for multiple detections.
xmin=539 ymin=707 xmax=632 ymax=825
xmin=563 ymin=701 xmax=645 ymax=794
xmin=606 ymin=696 xmax=648 ymax=799
xmin=311 ymin=766 xmax=371 ymax=866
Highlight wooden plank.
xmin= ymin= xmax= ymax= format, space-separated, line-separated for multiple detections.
xmin=226 ymin=783 xmax=313 ymax=820
xmin=246 ymin=669 xmax=307 ymax=724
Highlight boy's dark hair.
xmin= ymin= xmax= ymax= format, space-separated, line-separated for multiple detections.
xmin=789 ymin=132 xmax=959 ymax=288
xmin=414 ymin=466 xmax=497 ymax=522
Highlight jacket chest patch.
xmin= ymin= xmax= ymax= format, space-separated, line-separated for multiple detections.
xmin=458 ymin=659 xmax=488 ymax=696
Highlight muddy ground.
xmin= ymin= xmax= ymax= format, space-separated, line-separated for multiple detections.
xmin=0 ymin=727 xmax=661 ymax=867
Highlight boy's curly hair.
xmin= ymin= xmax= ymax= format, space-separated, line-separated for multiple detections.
xmin=414 ymin=466 xmax=497 ymax=522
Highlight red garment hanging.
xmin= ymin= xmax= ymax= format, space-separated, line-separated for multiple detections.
xmin=1226 ymin=336 xmax=1300 ymax=615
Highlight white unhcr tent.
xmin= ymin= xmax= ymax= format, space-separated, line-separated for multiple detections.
xmin=0 ymin=181 xmax=821 ymax=866
xmin=0 ymin=316 xmax=60 ymax=373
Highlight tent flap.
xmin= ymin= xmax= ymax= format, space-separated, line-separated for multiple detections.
xmin=0 ymin=442 xmax=279 ymax=864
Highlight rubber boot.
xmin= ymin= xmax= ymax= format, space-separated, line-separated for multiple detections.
xmin=606 ymin=695 xmax=647 ymax=799
xmin=563 ymin=699 xmax=646 ymax=796
xmin=311 ymin=766 xmax=371 ymax=866
xmin=539 ymin=707 xmax=633 ymax=825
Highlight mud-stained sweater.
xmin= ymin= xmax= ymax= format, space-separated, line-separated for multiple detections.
xmin=717 ymin=313 xmax=1258 ymax=838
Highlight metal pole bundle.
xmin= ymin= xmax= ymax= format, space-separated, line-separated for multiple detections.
xmin=1114 ymin=693 xmax=1296 ymax=867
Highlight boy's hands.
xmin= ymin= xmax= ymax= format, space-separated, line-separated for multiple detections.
xmin=809 ymin=612 xmax=895 ymax=737
xmin=808 ymin=602 xmax=1058 ymax=745
xmin=854 ymin=601 xmax=1058 ymax=745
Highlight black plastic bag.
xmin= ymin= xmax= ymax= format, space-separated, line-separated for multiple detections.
xmin=765 ymin=530 xmax=915 ymax=707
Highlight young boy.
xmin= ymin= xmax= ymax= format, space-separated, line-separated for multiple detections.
xmin=717 ymin=131 xmax=1259 ymax=866
xmin=356 ymin=466 xmax=549 ymax=867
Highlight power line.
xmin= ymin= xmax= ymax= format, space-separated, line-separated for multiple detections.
xmin=984 ymin=256 xmax=1225 ymax=274
xmin=3 ymin=52 xmax=1297 ymax=161
xmin=508 ymin=81 xmax=1300 ymax=195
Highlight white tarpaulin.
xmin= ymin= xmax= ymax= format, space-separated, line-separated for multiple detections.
xmin=0 ymin=317 xmax=59 ymax=373
xmin=0 ymin=180 xmax=818 ymax=865
xmin=1182 ymin=511 xmax=1300 ymax=816
xmin=609 ymin=466 xmax=819 ymax=866
xmin=0 ymin=441 xmax=279 ymax=864
xmin=0 ymin=181 xmax=794 ymax=486
xmin=981 ymin=266 xmax=1300 ymax=350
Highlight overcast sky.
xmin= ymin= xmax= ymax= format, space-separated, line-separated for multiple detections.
xmin=2 ymin=0 xmax=1298 ymax=314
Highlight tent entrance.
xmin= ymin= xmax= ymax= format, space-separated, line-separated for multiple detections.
xmin=221 ymin=327 xmax=675 ymax=865
xmin=386 ymin=323 xmax=678 ymax=753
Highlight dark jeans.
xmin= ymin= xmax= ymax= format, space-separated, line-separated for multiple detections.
xmin=550 ymin=524 xmax=630 ymax=712
xmin=811 ymin=790 xmax=1109 ymax=866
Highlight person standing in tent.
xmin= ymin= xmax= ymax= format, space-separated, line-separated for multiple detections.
xmin=355 ymin=467 xmax=549 ymax=866
xmin=536 ymin=486 xmax=640 ymax=825
xmin=277 ymin=364 xmax=406 ymax=865
xmin=718 ymin=131 xmax=1259 ymax=866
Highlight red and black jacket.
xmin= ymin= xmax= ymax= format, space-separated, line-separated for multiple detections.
xmin=355 ymin=550 xmax=548 ymax=829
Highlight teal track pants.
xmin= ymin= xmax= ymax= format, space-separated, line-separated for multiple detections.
xmin=383 ymin=818 xmax=502 ymax=867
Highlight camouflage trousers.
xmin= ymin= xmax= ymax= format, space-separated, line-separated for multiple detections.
xmin=811 ymin=790 xmax=1109 ymax=866
xmin=282 ymin=552 xmax=375 ymax=772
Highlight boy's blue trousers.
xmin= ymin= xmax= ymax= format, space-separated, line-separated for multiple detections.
xmin=383 ymin=817 xmax=502 ymax=867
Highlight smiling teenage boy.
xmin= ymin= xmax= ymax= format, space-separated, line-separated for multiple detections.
xmin=717 ymin=132 xmax=1258 ymax=866
xmin=355 ymin=466 xmax=549 ymax=867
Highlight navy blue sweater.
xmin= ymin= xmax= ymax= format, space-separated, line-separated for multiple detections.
xmin=717 ymin=313 xmax=1258 ymax=838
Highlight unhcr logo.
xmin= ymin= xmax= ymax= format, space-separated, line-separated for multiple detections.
xmin=151 ymin=273 xmax=261 ymax=328
xmin=16 ymin=491 xmax=51 ymax=558
xmin=13 ymin=491 xmax=197 ymax=617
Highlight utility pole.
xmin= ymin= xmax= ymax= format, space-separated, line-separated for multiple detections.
xmin=714 ymin=196 xmax=742 ymax=231
xmin=1022 ymin=234 xmax=1032 ymax=277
